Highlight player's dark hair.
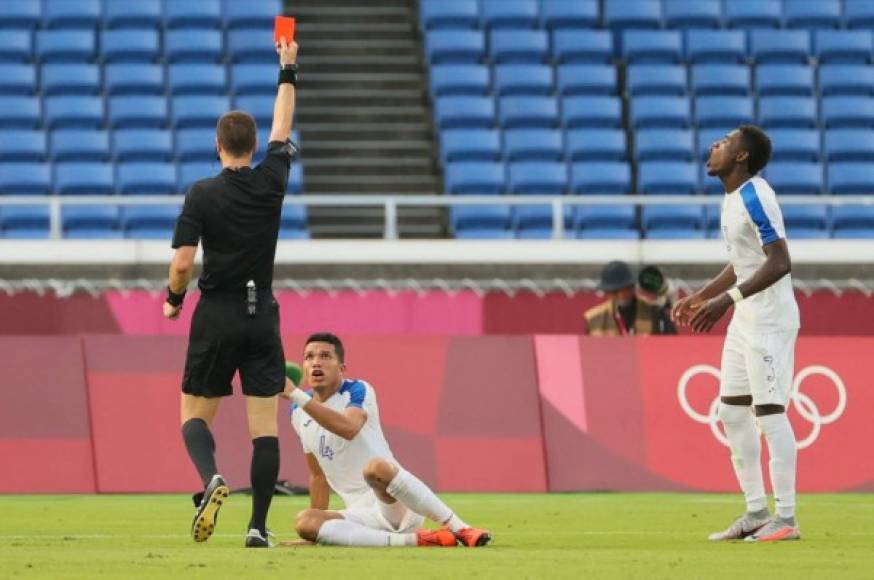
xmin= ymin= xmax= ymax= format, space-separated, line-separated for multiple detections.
xmin=738 ymin=124 xmax=772 ymax=175
xmin=305 ymin=332 xmax=345 ymax=362
xmin=216 ymin=110 xmax=257 ymax=157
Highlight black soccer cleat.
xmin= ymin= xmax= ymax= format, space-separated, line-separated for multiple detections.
xmin=191 ymin=474 xmax=230 ymax=543
xmin=245 ymin=528 xmax=274 ymax=548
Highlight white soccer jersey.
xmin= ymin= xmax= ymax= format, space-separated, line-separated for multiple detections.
xmin=290 ymin=379 xmax=395 ymax=509
xmin=721 ymin=176 xmax=800 ymax=332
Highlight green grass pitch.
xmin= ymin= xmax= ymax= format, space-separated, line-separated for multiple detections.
xmin=1 ymin=493 xmax=872 ymax=579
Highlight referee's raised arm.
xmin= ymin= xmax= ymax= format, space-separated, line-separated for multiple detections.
xmin=271 ymin=37 xmax=298 ymax=143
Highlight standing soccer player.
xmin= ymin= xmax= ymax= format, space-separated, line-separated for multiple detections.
xmin=163 ymin=38 xmax=299 ymax=547
xmin=672 ymin=126 xmax=801 ymax=542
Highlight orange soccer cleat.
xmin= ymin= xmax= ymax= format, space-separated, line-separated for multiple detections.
xmin=454 ymin=527 xmax=492 ymax=547
xmin=415 ymin=528 xmax=458 ymax=547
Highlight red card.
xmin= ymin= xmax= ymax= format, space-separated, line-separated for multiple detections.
xmin=274 ymin=16 xmax=296 ymax=44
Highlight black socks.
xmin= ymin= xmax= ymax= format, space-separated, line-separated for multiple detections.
xmin=181 ymin=418 xmax=218 ymax=488
xmin=249 ymin=436 xmax=280 ymax=535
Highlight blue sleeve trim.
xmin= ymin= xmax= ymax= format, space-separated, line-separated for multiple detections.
xmin=340 ymin=380 xmax=367 ymax=409
xmin=740 ymin=181 xmax=780 ymax=245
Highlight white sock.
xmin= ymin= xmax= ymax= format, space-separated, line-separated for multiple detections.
xmin=386 ymin=468 xmax=469 ymax=532
xmin=316 ymin=519 xmax=415 ymax=547
xmin=758 ymin=413 xmax=797 ymax=520
xmin=718 ymin=404 xmax=767 ymax=513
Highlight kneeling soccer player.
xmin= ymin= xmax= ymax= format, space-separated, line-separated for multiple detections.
xmin=284 ymin=332 xmax=491 ymax=548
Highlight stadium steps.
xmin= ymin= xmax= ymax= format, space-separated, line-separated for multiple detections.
xmin=293 ymin=0 xmax=443 ymax=238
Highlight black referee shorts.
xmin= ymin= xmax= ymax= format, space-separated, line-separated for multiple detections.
xmin=181 ymin=292 xmax=285 ymax=398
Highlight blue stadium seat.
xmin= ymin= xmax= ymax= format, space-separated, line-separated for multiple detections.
xmin=635 ymin=129 xmax=694 ymax=162
xmin=541 ymin=0 xmax=598 ymax=30
xmin=455 ymin=227 xmax=516 ymax=239
xmin=1 ymin=205 xmax=49 ymax=238
xmin=163 ymin=0 xmax=222 ymax=29
xmin=440 ymin=129 xmax=501 ymax=163
xmin=430 ymin=65 xmax=490 ymax=97
xmin=828 ymin=162 xmax=874 ymax=194
xmin=725 ymin=0 xmax=782 ymax=29
xmin=815 ymin=30 xmax=873 ymax=64
xmin=0 ymin=130 xmax=46 ymax=161
xmin=643 ymin=205 xmax=706 ymax=230
xmin=819 ymin=65 xmax=874 ymax=97
xmin=165 ymin=30 xmax=223 ymax=63
xmin=627 ymin=65 xmax=687 ymax=97
xmin=104 ymin=0 xmax=162 ymax=29
xmin=832 ymin=228 xmax=874 ymax=238
xmin=279 ymin=204 xmax=307 ymax=229
xmin=277 ymin=227 xmax=310 ymax=240
xmin=0 ymin=64 xmax=35 ymax=95
xmin=499 ymin=96 xmax=558 ymax=129
xmin=758 ymin=96 xmax=817 ymax=129
xmin=638 ymin=161 xmax=699 ymax=194
xmin=287 ymin=163 xmax=304 ymax=195
xmin=630 ymin=96 xmax=691 ymax=129
xmin=646 ymin=228 xmax=707 ymax=239
xmin=122 ymin=204 xmax=179 ymax=237
xmin=750 ymin=30 xmax=811 ymax=64
xmin=481 ymin=0 xmax=539 ymax=30
xmin=117 ymin=162 xmax=178 ymax=195
xmin=36 ymin=30 xmax=95 ymax=62
xmin=690 ymin=64 xmax=751 ymax=96
xmin=508 ymin=161 xmax=567 ymax=194
xmin=822 ymin=96 xmax=874 ymax=128
xmin=435 ymin=96 xmax=495 ymax=129
xmin=515 ymin=227 xmax=561 ymax=240
xmin=113 ymin=129 xmax=173 ymax=162
xmin=833 ymin=205 xmax=874 ymax=230
xmin=695 ymin=96 xmax=754 ymax=129
xmin=0 ymin=96 xmax=40 ymax=128
xmin=846 ymin=0 xmax=874 ymax=29
xmin=62 ymin=205 xmax=120 ymax=235
xmin=230 ymin=64 xmax=275 ymax=95
xmin=824 ymin=129 xmax=874 ymax=161
xmin=782 ymin=204 xmax=829 ymax=230
xmin=566 ymin=129 xmax=626 ymax=161
xmin=227 ymin=30 xmax=279 ymax=63
xmin=172 ymin=96 xmax=230 ymax=129
xmin=105 ymin=64 xmax=163 ymax=96
xmin=50 ymin=129 xmax=110 ymax=161
xmin=168 ymin=64 xmax=226 ymax=96
xmin=769 ymin=129 xmax=821 ymax=161
xmin=234 ymin=95 xmax=273 ymax=126
xmin=420 ymin=0 xmax=479 ymax=30
xmin=425 ymin=30 xmax=485 ymax=64
xmin=604 ymin=0 xmax=662 ymax=29
xmin=445 ymin=161 xmax=506 ymax=194
xmin=44 ymin=0 xmax=101 ymax=29
xmin=490 ymin=30 xmax=548 ymax=64
xmin=0 ymin=163 xmax=51 ymax=194
xmin=100 ymin=30 xmax=159 ymax=63
xmin=504 ymin=129 xmax=563 ymax=161
xmin=54 ymin=162 xmax=115 ymax=195
xmin=574 ymin=205 xmax=636 ymax=230
xmin=622 ymin=31 xmax=683 ymax=64
xmin=0 ymin=3 xmax=41 ymax=30
xmin=178 ymin=161 xmax=219 ymax=191
xmin=63 ymin=228 xmax=125 ymax=239
xmin=108 ymin=96 xmax=167 ymax=128
xmin=557 ymin=64 xmax=616 ymax=96
xmin=570 ymin=162 xmax=631 ymax=194
xmin=577 ymin=228 xmax=640 ymax=240
xmin=42 ymin=63 xmax=99 ymax=96
xmin=552 ymin=29 xmax=612 ymax=64
xmin=513 ymin=205 xmax=572 ymax=231
xmin=451 ymin=205 xmax=512 ymax=232
xmin=0 ymin=30 xmax=32 ymax=62
xmin=562 ymin=96 xmax=622 ymax=128
xmin=45 ymin=96 xmax=103 ymax=129
xmin=787 ymin=227 xmax=830 ymax=239
xmin=224 ymin=0 xmax=280 ymax=30
xmin=494 ymin=64 xmax=552 ymax=96
xmin=784 ymin=0 xmax=842 ymax=30
xmin=765 ymin=161 xmax=824 ymax=195
xmin=756 ymin=64 xmax=815 ymax=97
xmin=664 ymin=0 xmax=721 ymax=29
xmin=686 ymin=30 xmax=747 ymax=64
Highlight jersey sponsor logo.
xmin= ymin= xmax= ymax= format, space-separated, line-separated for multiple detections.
xmin=677 ymin=364 xmax=847 ymax=449
xmin=319 ymin=434 xmax=335 ymax=460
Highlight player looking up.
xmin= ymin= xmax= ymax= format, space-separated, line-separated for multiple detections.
xmin=285 ymin=333 xmax=492 ymax=548
xmin=672 ymin=125 xmax=801 ymax=542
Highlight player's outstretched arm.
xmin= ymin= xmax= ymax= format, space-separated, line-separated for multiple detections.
xmin=306 ymin=453 xmax=330 ymax=510
xmin=671 ymin=264 xmax=736 ymax=326
xmin=269 ymin=38 xmax=298 ymax=143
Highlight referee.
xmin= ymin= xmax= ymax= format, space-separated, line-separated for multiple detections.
xmin=163 ymin=37 xmax=299 ymax=548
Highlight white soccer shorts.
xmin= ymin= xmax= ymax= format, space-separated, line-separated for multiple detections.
xmin=720 ymin=326 xmax=798 ymax=406
xmin=341 ymin=494 xmax=424 ymax=533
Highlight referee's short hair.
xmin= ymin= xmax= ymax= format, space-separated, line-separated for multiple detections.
xmin=305 ymin=332 xmax=345 ymax=362
xmin=738 ymin=124 xmax=772 ymax=175
xmin=217 ymin=110 xmax=257 ymax=157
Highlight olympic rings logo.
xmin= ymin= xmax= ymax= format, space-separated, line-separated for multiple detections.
xmin=677 ymin=364 xmax=847 ymax=450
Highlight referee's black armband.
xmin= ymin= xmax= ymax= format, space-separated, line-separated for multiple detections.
xmin=278 ymin=64 xmax=297 ymax=86
xmin=166 ymin=286 xmax=186 ymax=307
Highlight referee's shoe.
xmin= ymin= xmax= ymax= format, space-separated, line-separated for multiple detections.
xmin=191 ymin=474 xmax=230 ymax=542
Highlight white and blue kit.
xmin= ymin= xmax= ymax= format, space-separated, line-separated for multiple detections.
xmin=719 ymin=176 xmax=800 ymax=405
xmin=290 ymin=379 xmax=424 ymax=532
